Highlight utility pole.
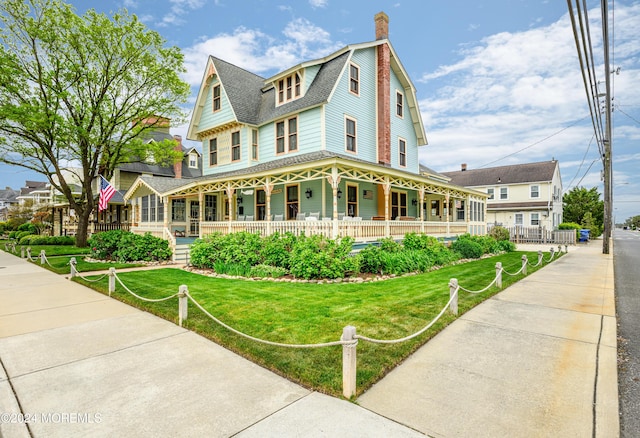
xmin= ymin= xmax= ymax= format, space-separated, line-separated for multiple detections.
xmin=601 ymin=0 xmax=612 ymax=255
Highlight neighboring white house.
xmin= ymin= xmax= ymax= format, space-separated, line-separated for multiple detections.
xmin=442 ymin=160 xmax=563 ymax=230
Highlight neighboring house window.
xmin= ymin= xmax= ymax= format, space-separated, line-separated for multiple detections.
xmin=213 ymin=85 xmax=221 ymax=112
xmin=515 ymin=213 xmax=523 ymax=226
xmin=252 ymin=129 xmax=259 ymax=160
xmin=531 ymin=213 xmax=540 ymax=226
xmin=349 ymin=63 xmax=359 ymax=95
xmin=189 ymin=153 xmax=197 ymax=168
xmin=277 ymin=72 xmax=302 ymax=104
xmin=141 ymin=196 xmax=149 ymax=222
xmin=530 ymin=185 xmax=540 ymax=198
xmin=231 ymin=131 xmax=241 ymax=161
xmin=345 ymin=117 xmax=357 ymax=153
xmin=398 ymin=138 xmax=407 ymax=167
xmin=391 ymin=191 xmax=407 ymax=219
xmin=396 ymin=91 xmax=404 ymax=117
xmin=347 ymin=184 xmax=358 ymax=217
xmin=204 ymin=195 xmax=216 ymax=221
xmin=500 ymin=187 xmax=508 ymax=200
xmin=457 ymin=200 xmax=465 ymax=220
xmin=209 ymin=138 xmax=217 ymax=166
xmin=487 ymin=188 xmax=494 ymax=200
xmin=276 ymin=116 xmax=298 ymax=154
xmin=286 ymin=185 xmax=299 ymax=220
xmin=172 ymin=199 xmax=186 ymax=221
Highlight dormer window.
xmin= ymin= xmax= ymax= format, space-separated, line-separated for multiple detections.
xmin=277 ymin=72 xmax=302 ymax=105
xmin=188 ymin=152 xmax=198 ymax=168
xmin=213 ymin=85 xmax=221 ymax=112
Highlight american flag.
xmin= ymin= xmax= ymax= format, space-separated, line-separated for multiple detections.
xmin=98 ymin=175 xmax=116 ymax=212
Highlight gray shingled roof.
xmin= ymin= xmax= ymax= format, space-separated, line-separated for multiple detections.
xmin=212 ymin=51 xmax=350 ymax=126
xmin=441 ymin=161 xmax=558 ymax=187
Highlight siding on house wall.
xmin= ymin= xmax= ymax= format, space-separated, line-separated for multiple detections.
xmin=390 ymin=71 xmax=419 ymax=174
xmin=325 ymin=48 xmax=377 ymax=163
xmin=304 ymin=65 xmax=321 ymax=90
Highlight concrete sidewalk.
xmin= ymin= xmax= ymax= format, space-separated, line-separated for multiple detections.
xmin=359 ymin=242 xmax=619 ymax=437
xmin=0 ymin=243 xmax=618 ymax=437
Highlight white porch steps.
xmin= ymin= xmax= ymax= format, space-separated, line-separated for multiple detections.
xmin=173 ymin=243 xmax=191 ymax=265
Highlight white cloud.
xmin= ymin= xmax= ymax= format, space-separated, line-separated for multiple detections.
xmin=158 ymin=0 xmax=207 ymax=27
xmin=182 ymin=18 xmax=342 ymax=85
xmin=309 ymin=0 xmax=328 ymax=8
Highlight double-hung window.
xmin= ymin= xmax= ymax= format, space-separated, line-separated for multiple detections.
xmin=213 ymin=85 xmax=221 ymax=112
xmin=251 ymin=129 xmax=259 ymax=160
xmin=398 ymin=138 xmax=407 ymax=167
xmin=231 ymin=131 xmax=240 ymax=161
xmin=531 ymin=213 xmax=540 ymax=226
xmin=209 ymin=138 xmax=217 ymax=166
xmin=487 ymin=188 xmax=494 ymax=200
xmin=276 ymin=117 xmax=298 ymax=154
xmin=396 ymin=91 xmax=404 ymax=117
xmin=349 ymin=63 xmax=359 ymax=95
xmin=500 ymin=187 xmax=508 ymax=200
xmin=345 ymin=117 xmax=357 ymax=153
xmin=277 ymin=73 xmax=302 ymax=105
xmin=530 ymin=185 xmax=540 ymax=198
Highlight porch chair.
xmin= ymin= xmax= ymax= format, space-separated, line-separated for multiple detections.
xmin=296 ymin=213 xmax=306 ymax=221
xmin=237 ymin=215 xmax=245 ymax=221
xmin=338 ymin=212 xmax=345 ymax=220
xmin=307 ymin=212 xmax=320 ymax=220
xmin=245 ymin=215 xmax=254 ymax=221
xmin=274 ymin=214 xmax=284 ymax=221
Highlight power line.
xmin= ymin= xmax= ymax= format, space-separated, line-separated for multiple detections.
xmin=477 ymin=115 xmax=590 ymax=168
xmin=565 ymin=134 xmax=595 ymax=190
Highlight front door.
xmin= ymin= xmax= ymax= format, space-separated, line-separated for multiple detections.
xmin=190 ymin=201 xmax=199 ymax=236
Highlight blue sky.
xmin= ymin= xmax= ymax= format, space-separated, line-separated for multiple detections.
xmin=2 ymin=0 xmax=639 ymax=223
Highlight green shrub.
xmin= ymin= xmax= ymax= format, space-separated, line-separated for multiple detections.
xmin=212 ymin=261 xmax=251 ymax=277
xmin=87 ymin=230 xmax=171 ymax=262
xmin=261 ymin=232 xmax=297 ymax=269
xmin=18 ymin=234 xmax=75 ymax=245
xmin=497 ymin=240 xmax=516 ymax=252
xmin=489 ymin=226 xmax=510 ymax=242
xmin=379 ymin=237 xmax=401 ymax=253
xmin=17 ymin=223 xmax=38 ymax=235
xmin=289 ymin=235 xmax=356 ymax=279
xmin=559 ymin=222 xmax=582 ymax=240
xmin=357 ymin=245 xmax=385 ymax=274
xmin=249 ymin=264 xmax=287 ymax=278
xmin=451 ymin=236 xmax=484 ymax=259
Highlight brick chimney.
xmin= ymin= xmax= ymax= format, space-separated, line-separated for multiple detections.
xmin=375 ymin=12 xmax=391 ymax=165
xmin=461 ymin=163 xmax=467 ymax=171
xmin=173 ymin=135 xmax=183 ymax=179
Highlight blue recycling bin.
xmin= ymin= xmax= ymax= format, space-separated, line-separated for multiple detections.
xmin=579 ymin=229 xmax=590 ymax=242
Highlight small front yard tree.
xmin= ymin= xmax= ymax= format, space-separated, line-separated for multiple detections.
xmin=0 ymin=0 xmax=190 ymax=246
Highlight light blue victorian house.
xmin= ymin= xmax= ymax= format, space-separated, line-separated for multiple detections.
xmin=124 ymin=12 xmax=487 ymax=250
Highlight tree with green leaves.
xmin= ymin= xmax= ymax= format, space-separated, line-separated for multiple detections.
xmin=562 ymin=186 xmax=604 ymax=236
xmin=625 ymin=215 xmax=640 ymax=229
xmin=0 ymin=0 xmax=190 ymax=246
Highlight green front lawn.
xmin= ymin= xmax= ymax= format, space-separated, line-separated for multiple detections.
xmin=77 ymin=250 xmax=557 ymax=397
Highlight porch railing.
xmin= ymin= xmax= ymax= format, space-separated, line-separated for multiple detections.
xmin=488 ymin=225 xmax=576 ymax=245
xmin=199 ymin=219 xmax=475 ymax=241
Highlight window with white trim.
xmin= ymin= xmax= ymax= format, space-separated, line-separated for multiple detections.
xmin=345 ymin=117 xmax=356 ymax=153
xmin=275 ymin=116 xmax=298 ymax=154
xmin=188 ymin=152 xmax=198 ymax=168
xmin=530 ymin=184 xmax=540 ymax=198
xmin=349 ymin=63 xmax=359 ymax=95
xmin=391 ymin=191 xmax=407 ymax=219
xmin=347 ymin=184 xmax=358 ymax=217
xmin=398 ymin=138 xmax=407 ymax=167
xmin=487 ymin=188 xmax=494 ymax=200
xmin=514 ymin=213 xmax=523 ymax=225
xmin=531 ymin=213 xmax=540 ymax=226
xmin=500 ymin=187 xmax=508 ymax=200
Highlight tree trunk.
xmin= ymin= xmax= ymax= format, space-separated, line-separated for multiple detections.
xmin=74 ymin=206 xmax=93 ymax=247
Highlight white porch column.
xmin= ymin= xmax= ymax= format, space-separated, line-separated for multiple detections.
xmin=264 ymin=180 xmax=273 ymax=235
xmin=419 ymin=188 xmax=425 ymax=234
xmin=225 ymin=184 xmax=235 ymax=233
xmin=163 ymin=196 xmax=169 ymax=237
xmin=199 ymin=191 xmax=204 ymax=238
xmin=445 ymin=192 xmax=451 ymax=236
xmin=327 ymin=168 xmax=341 ymax=239
xmin=383 ymin=180 xmax=391 ymax=238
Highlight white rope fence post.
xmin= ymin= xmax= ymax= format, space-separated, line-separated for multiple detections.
xmin=565 ymin=244 xmax=568 ymax=253
xmin=21 ymin=246 xmax=25 ymax=258
xmin=39 ymin=250 xmax=46 ymax=265
xmin=341 ymin=325 xmax=357 ymax=398
xmin=558 ymin=244 xmax=562 ymax=254
xmin=69 ymin=257 xmax=77 ymax=278
xmin=496 ymin=262 xmax=502 ymax=289
xmin=538 ymin=250 xmax=543 ymax=265
xmin=26 ymin=247 xmax=31 ymax=260
xmin=549 ymin=247 xmax=555 ymax=260
xmin=108 ymin=268 xmax=116 ymax=296
xmin=178 ymin=285 xmax=189 ymax=327
xmin=522 ymin=255 xmax=528 ymax=276
xmin=449 ymin=278 xmax=458 ymax=315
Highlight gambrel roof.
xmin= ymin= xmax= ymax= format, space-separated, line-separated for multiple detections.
xmin=442 ymin=161 xmax=559 ymax=187
xmin=187 ymin=40 xmax=427 ymax=145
